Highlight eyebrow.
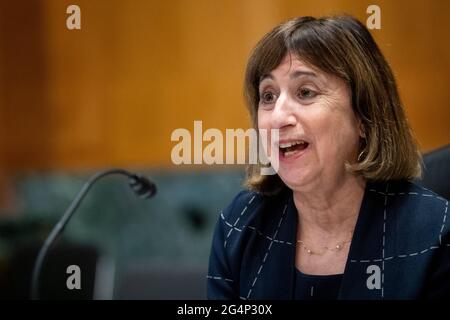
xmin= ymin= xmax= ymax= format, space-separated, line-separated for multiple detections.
xmin=260 ymin=70 xmax=317 ymax=82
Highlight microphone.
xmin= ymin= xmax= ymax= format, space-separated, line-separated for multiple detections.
xmin=30 ymin=168 xmax=157 ymax=300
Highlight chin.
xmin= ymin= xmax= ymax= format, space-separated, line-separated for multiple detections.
xmin=277 ymin=168 xmax=316 ymax=191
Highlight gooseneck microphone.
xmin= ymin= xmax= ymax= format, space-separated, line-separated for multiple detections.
xmin=30 ymin=168 xmax=157 ymax=300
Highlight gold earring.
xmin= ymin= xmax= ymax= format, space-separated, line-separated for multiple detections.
xmin=357 ymin=150 xmax=365 ymax=162
xmin=357 ymin=135 xmax=367 ymax=162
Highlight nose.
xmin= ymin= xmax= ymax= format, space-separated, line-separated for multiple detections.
xmin=270 ymin=93 xmax=297 ymax=130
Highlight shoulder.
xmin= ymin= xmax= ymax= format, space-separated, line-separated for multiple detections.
xmin=368 ymin=179 xmax=448 ymax=217
xmin=220 ymin=190 xmax=263 ymax=226
xmin=367 ymin=179 xmax=449 ymax=244
xmin=212 ymin=189 xmax=292 ymax=258
xmin=220 ymin=189 xmax=292 ymax=230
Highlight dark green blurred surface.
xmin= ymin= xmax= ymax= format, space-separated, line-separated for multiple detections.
xmin=0 ymin=168 xmax=245 ymax=299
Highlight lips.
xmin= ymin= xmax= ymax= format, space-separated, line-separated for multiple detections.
xmin=278 ymin=139 xmax=309 ymax=159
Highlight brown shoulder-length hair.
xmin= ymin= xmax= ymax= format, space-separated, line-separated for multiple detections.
xmin=244 ymin=15 xmax=422 ymax=195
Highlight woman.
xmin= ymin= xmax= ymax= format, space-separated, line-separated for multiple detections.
xmin=207 ymin=15 xmax=450 ymax=299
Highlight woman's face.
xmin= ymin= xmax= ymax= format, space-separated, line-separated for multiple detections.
xmin=257 ymin=53 xmax=362 ymax=192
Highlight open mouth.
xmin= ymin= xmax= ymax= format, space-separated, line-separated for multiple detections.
xmin=279 ymin=140 xmax=309 ymax=158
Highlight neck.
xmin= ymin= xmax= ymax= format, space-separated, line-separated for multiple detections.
xmin=293 ymin=175 xmax=366 ymax=240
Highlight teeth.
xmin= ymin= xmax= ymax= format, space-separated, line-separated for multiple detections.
xmin=284 ymin=150 xmax=298 ymax=157
xmin=279 ymin=140 xmax=306 ymax=148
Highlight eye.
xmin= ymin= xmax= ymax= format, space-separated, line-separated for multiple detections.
xmin=260 ymin=91 xmax=277 ymax=104
xmin=297 ymin=87 xmax=317 ymax=100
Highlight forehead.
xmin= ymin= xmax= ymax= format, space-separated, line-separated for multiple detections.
xmin=276 ymin=54 xmax=312 ymax=72
xmin=260 ymin=53 xmax=326 ymax=83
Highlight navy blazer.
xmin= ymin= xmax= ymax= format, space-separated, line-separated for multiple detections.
xmin=207 ymin=180 xmax=450 ymax=299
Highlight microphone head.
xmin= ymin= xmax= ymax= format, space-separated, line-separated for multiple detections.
xmin=128 ymin=174 xmax=157 ymax=199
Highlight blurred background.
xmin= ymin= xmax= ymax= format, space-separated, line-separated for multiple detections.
xmin=0 ymin=0 xmax=449 ymax=299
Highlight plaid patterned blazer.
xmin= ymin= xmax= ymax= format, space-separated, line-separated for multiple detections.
xmin=207 ymin=180 xmax=450 ymax=299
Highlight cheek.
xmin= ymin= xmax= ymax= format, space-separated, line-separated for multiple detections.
xmin=308 ymin=105 xmax=357 ymax=148
xmin=257 ymin=110 xmax=274 ymax=155
xmin=257 ymin=110 xmax=270 ymax=130
xmin=318 ymin=116 xmax=360 ymax=157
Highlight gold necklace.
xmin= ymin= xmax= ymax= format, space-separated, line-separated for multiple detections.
xmin=296 ymin=239 xmax=352 ymax=255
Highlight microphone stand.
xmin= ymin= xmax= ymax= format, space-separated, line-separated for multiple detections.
xmin=30 ymin=168 xmax=157 ymax=300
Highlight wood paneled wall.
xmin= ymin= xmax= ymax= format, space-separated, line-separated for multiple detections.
xmin=1 ymin=0 xmax=449 ymax=172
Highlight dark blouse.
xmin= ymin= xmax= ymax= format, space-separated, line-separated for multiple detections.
xmin=294 ymin=269 xmax=343 ymax=300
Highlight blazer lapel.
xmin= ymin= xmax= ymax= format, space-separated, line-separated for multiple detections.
xmin=339 ymin=181 xmax=386 ymax=299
